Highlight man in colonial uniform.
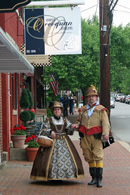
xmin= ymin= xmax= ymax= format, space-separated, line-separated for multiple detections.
xmin=72 ymin=85 xmax=110 ymax=188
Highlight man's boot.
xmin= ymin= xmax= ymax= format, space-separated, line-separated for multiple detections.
xmin=96 ymin=168 xmax=103 ymax=188
xmin=88 ymin=167 xmax=97 ymax=185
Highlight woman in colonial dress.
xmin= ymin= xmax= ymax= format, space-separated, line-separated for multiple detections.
xmin=30 ymin=101 xmax=84 ymax=181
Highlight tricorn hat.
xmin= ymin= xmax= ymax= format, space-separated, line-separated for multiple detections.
xmin=50 ymin=101 xmax=64 ymax=112
xmin=86 ymin=85 xmax=98 ymax=97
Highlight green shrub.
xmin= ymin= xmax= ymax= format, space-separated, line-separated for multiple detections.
xmin=19 ymin=88 xmax=30 ymax=109
xmin=28 ymin=110 xmax=35 ymax=121
xmin=47 ymin=107 xmax=53 ymax=117
xmin=19 ymin=110 xmax=31 ymax=125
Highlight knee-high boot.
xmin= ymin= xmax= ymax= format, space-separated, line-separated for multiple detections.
xmin=96 ymin=168 xmax=103 ymax=188
xmin=88 ymin=167 xmax=97 ymax=185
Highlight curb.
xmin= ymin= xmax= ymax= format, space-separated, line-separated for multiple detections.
xmin=0 ymin=161 xmax=7 ymax=170
xmin=117 ymin=140 xmax=130 ymax=153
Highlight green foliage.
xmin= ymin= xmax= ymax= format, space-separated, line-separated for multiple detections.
xmin=110 ymin=25 xmax=130 ymax=92
xmin=47 ymin=107 xmax=53 ymax=117
xmin=19 ymin=88 xmax=35 ymax=124
xmin=19 ymin=110 xmax=31 ymax=124
xmin=27 ymin=89 xmax=33 ymax=109
xmin=13 ymin=130 xmax=26 ymax=135
xmin=28 ymin=110 xmax=35 ymax=121
xmin=11 ymin=125 xmax=26 ymax=135
xmin=41 ymin=15 xmax=130 ymax=96
xmin=19 ymin=88 xmax=30 ymax=109
xmin=121 ymin=69 xmax=130 ymax=94
xmin=27 ymin=140 xmax=40 ymax=148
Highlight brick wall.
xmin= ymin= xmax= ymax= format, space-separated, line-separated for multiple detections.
xmin=0 ymin=74 xmax=3 ymax=162
xmin=2 ymin=74 xmax=9 ymax=156
xmin=4 ymin=11 xmax=24 ymax=49
xmin=0 ymin=10 xmax=24 ymax=160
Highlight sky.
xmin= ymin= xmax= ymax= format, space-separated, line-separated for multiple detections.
xmin=79 ymin=0 xmax=130 ymax=27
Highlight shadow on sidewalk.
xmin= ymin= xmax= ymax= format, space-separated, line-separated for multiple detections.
xmin=30 ymin=179 xmax=84 ymax=186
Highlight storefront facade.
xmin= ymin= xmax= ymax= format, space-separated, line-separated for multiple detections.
xmin=0 ymin=8 xmax=34 ymax=164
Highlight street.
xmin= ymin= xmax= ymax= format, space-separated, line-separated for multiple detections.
xmin=110 ymin=101 xmax=130 ymax=144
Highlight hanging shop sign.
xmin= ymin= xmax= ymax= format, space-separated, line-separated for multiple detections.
xmin=21 ymin=44 xmax=51 ymax=66
xmin=24 ymin=7 xmax=81 ymax=55
xmin=25 ymin=0 xmax=85 ymax=6
xmin=0 ymin=0 xmax=31 ymax=13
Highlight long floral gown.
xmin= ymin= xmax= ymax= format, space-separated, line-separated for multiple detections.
xmin=30 ymin=116 xmax=84 ymax=181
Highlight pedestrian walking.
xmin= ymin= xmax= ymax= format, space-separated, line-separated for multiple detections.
xmin=30 ymin=101 xmax=84 ymax=181
xmin=60 ymin=96 xmax=64 ymax=107
xmin=63 ymin=95 xmax=69 ymax=117
xmin=72 ymin=85 xmax=110 ymax=188
xmin=69 ymin=95 xmax=74 ymax=115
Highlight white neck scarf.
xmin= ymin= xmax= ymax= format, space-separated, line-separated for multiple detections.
xmin=87 ymin=102 xmax=98 ymax=117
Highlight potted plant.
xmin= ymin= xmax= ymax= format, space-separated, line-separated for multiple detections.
xmin=19 ymin=110 xmax=31 ymax=127
xmin=25 ymin=135 xmax=40 ymax=162
xmin=26 ymin=108 xmax=36 ymax=136
xmin=10 ymin=125 xmax=26 ymax=148
xmin=19 ymin=88 xmax=36 ymax=136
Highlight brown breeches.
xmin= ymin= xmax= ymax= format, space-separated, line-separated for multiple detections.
xmin=80 ymin=134 xmax=103 ymax=163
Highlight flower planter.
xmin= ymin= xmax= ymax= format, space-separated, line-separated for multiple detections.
xmin=11 ymin=135 xmax=26 ymax=148
xmin=26 ymin=147 xmax=38 ymax=162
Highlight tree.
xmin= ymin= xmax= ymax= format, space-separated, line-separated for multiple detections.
xmin=110 ymin=25 xmax=130 ymax=92
xmin=43 ymin=15 xmax=130 ymax=99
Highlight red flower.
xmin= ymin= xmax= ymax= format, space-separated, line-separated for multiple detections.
xmin=14 ymin=127 xmax=21 ymax=131
xmin=31 ymin=135 xmax=36 ymax=139
xmin=25 ymin=136 xmax=31 ymax=143
xmin=19 ymin=125 xmax=26 ymax=130
xmin=10 ymin=124 xmax=26 ymax=135
xmin=11 ymin=131 xmax=14 ymax=135
xmin=30 ymin=108 xmax=35 ymax=113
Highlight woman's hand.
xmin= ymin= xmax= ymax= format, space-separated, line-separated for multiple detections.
xmin=51 ymin=131 xmax=56 ymax=139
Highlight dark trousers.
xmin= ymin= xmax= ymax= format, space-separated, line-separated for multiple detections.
xmin=63 ymin=108 xmax=68 ymax=117
xmin=69 ymin=105 xmax=73 ymax=114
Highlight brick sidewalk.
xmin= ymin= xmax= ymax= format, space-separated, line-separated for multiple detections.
xmin=0 ymin=141 xmax=130 ymax=195
xmin=1 ymin=113 xmax=130 ymax=195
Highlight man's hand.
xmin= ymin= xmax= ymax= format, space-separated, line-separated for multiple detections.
xmin=103 ymin=134 xmax=109 ymax=141
xmin=71 ymin=124 xmax=79 ymax=129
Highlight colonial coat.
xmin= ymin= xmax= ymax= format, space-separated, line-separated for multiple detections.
xmin=77 ymin=104 xmax=110 ymax=163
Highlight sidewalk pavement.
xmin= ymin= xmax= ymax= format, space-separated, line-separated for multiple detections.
xmin=1 ymin=113 xmax=130 ymax=195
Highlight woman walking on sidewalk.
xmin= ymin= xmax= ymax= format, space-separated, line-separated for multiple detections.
xmin=30 ymin=101 xmax=84 ymax=181
xmin=72 ymin=86 xmax=110 ymax=188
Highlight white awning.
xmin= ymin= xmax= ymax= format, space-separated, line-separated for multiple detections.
xmin=0 ymin=27 xmax=34 ymax=74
